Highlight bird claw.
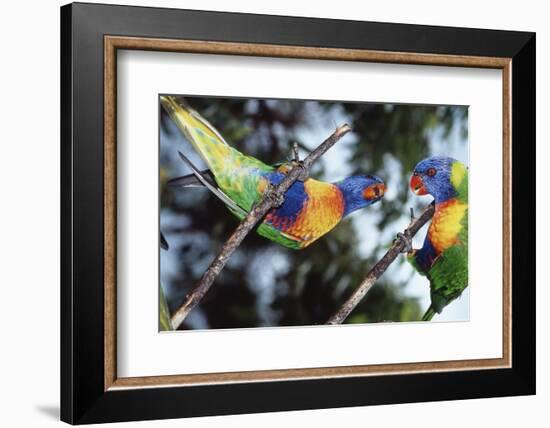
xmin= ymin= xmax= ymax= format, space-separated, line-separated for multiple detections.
xmin=395 ymin=231 xmax=413 ymax=254
xmin=293 ymin=160 xmax=309 ymax=182
xmin=264 ymin=185 xmax=285 ymax=208
xmin=289 ymin=143 xmax=308 ymax=182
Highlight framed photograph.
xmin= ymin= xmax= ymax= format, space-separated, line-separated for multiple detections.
xmin=61 ymin=2 xmax=535 ymax=424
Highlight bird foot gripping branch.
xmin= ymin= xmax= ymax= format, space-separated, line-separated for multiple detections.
xmin=290 ymin=142 xmax=309 ymax=182
xmin=394 ymin=208 xmax=417 ymax=254
xmin=263 ymin=183 xmax=286 ymax=208
xmin=294 ymin=161 xmax=309 ymax=182
xmin=395 ymin=231 xmax=413 ymax=254
xmin=326 ymin=202 xmax=435 ymax=325
xmin=259 ymin=142 xmax=313 ymax=207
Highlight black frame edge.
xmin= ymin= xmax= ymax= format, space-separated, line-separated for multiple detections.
xmin=71 ymin=1 xmax=533 ymax=57
xmin=510 ymin=33 xmax=536 ymax=393
xmin=60 ymin=3 xmax=74 ymax=425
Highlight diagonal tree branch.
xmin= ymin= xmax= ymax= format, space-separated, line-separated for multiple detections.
xmin=326 ymin=202 xmax=435 ymax=325
xmin=169 ymin=122 xmax=352 ymax=330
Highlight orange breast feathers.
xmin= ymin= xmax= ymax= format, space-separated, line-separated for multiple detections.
xmin=427 ymin=198 xmax=468 ymax=254
xmin=284 ymin=179 xmax=345 ymax=245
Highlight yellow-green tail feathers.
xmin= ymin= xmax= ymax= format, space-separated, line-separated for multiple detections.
xmin=160 ymin=95 xmax=232 ymax=176
xmin=160 ymin=95 xmax=273 ymax=212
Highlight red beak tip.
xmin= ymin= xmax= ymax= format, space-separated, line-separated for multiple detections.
xmin=410 ymin=175 xmax=427 ymax=195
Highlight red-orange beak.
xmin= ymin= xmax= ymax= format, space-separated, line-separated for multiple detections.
xmin=410 ymin=174 xmax=428 ymax=195
xmin=363 ymin=183 xmax=386 ymax=201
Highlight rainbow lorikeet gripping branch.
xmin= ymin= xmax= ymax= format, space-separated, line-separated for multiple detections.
xmin=163 ymin=96 xmax=386 ymax=250
xmin=403 ymin=156 xmax=468 ymax=321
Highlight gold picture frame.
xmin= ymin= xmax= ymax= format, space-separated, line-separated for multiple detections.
xmin=104 ymin=36 xmax=512 ymax=391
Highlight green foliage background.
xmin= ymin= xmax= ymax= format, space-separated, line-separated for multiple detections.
xmin=160 ymin=97 xmax=468 ymax=330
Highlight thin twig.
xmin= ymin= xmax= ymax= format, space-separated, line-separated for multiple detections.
xmin=326 ymin=202 xmax=435 ymax=325
xmin=292 ymin=142 xmax=299 ymax=162
xmin=170 ymin=124 xmax=352 ymax=330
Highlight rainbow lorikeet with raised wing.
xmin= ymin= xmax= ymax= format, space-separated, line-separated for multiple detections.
xmin=404 ymin=156 xmax=468 ymax=321
xmin=162 ymin=96 xmax=386 ymax=250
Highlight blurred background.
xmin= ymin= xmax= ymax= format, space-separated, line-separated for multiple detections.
xmin=159 ymin=96 xmax=468 ymax=330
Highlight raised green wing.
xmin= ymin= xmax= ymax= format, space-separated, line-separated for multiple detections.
xmin=427 ymin=243 xmax=468 ymax=312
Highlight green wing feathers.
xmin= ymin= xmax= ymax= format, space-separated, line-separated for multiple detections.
xmin=407 ymin=252 xmax=427 ymax=277
xmin=427 ymin=242 xmax=468 ymax=313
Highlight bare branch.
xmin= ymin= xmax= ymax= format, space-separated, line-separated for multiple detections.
xmin=292 ymin=142 xmax=300 ymax=163
xmin=326 ymin=203 xmax=435 ymax=325
xmin=170 ymin=123 xmax=352 ymax=330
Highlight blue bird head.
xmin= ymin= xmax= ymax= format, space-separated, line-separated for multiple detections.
xmin=336 ymin=174 xmax=385 ymax=216
xmin=410 ymin=156 xmax=459 ymax=203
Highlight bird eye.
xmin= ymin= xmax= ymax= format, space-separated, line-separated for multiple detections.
xmin=427 ymin=167 xmax=436 ymax=177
